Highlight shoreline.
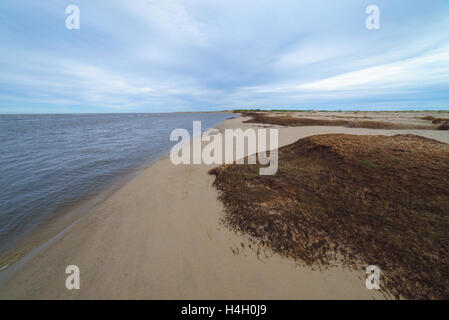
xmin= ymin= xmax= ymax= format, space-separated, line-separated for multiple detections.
xmin=0 ymin=150 xmax=164 ymax=275
xmin=0 ymin=114 xmax=233 ymax=277
xmin=1 ymin=111 xmax=447 ymax=299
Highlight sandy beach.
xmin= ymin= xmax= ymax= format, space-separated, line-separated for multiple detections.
xmin=1 ymin=111 xmax=448 ymax=299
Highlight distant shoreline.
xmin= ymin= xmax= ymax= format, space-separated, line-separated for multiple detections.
xmin=1 ymin=109 xmax=448 ymax=116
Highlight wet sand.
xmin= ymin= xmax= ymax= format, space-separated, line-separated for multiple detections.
xmin=1 ymin=111 xmax=448 ymax=299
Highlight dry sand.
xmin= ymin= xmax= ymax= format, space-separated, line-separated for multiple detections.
xmin=0 ymin=112 xmax=448 ymax=299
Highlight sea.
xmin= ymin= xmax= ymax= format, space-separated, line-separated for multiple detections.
xmin=0 ymin=113 xmax=233 ymax=259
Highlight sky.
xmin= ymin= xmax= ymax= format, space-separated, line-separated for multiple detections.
xmin=1 ymin=0 xmax=449 ymax=113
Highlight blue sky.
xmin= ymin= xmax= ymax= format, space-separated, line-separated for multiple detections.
xmin=1 ymin=0 xmax=449 ymax=113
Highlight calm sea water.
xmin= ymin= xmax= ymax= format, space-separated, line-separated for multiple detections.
xmin=0 ymin=113 xmax=232 ymax=253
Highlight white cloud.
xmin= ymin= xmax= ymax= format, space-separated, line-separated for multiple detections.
xmin=123 ymin=0 xmax=207 ymax=46
xmin=296 ymin=46 xmax=449 ymax=91
xmin=2 ymin=0 xmax=449 ymax=111
xmin=243 ymin=44 xmax=449 ymax=96
xmin=276 ymin=39 xmax=352 ymax=68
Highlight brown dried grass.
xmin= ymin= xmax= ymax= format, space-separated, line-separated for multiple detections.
xmin=209 ymin=134 xmax=449 ymax=299
xmin=242 ymin=112 xmax=433 ymax=130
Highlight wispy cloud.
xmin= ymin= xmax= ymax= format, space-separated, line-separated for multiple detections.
xmin=1 ymin=0 xmax=449 ymax=112
xmin=296 ymin=46 xmax=449 ymax=91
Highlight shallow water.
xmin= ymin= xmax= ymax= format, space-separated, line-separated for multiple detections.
xmin=0 ymin=113 xmax=232 ymax=253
